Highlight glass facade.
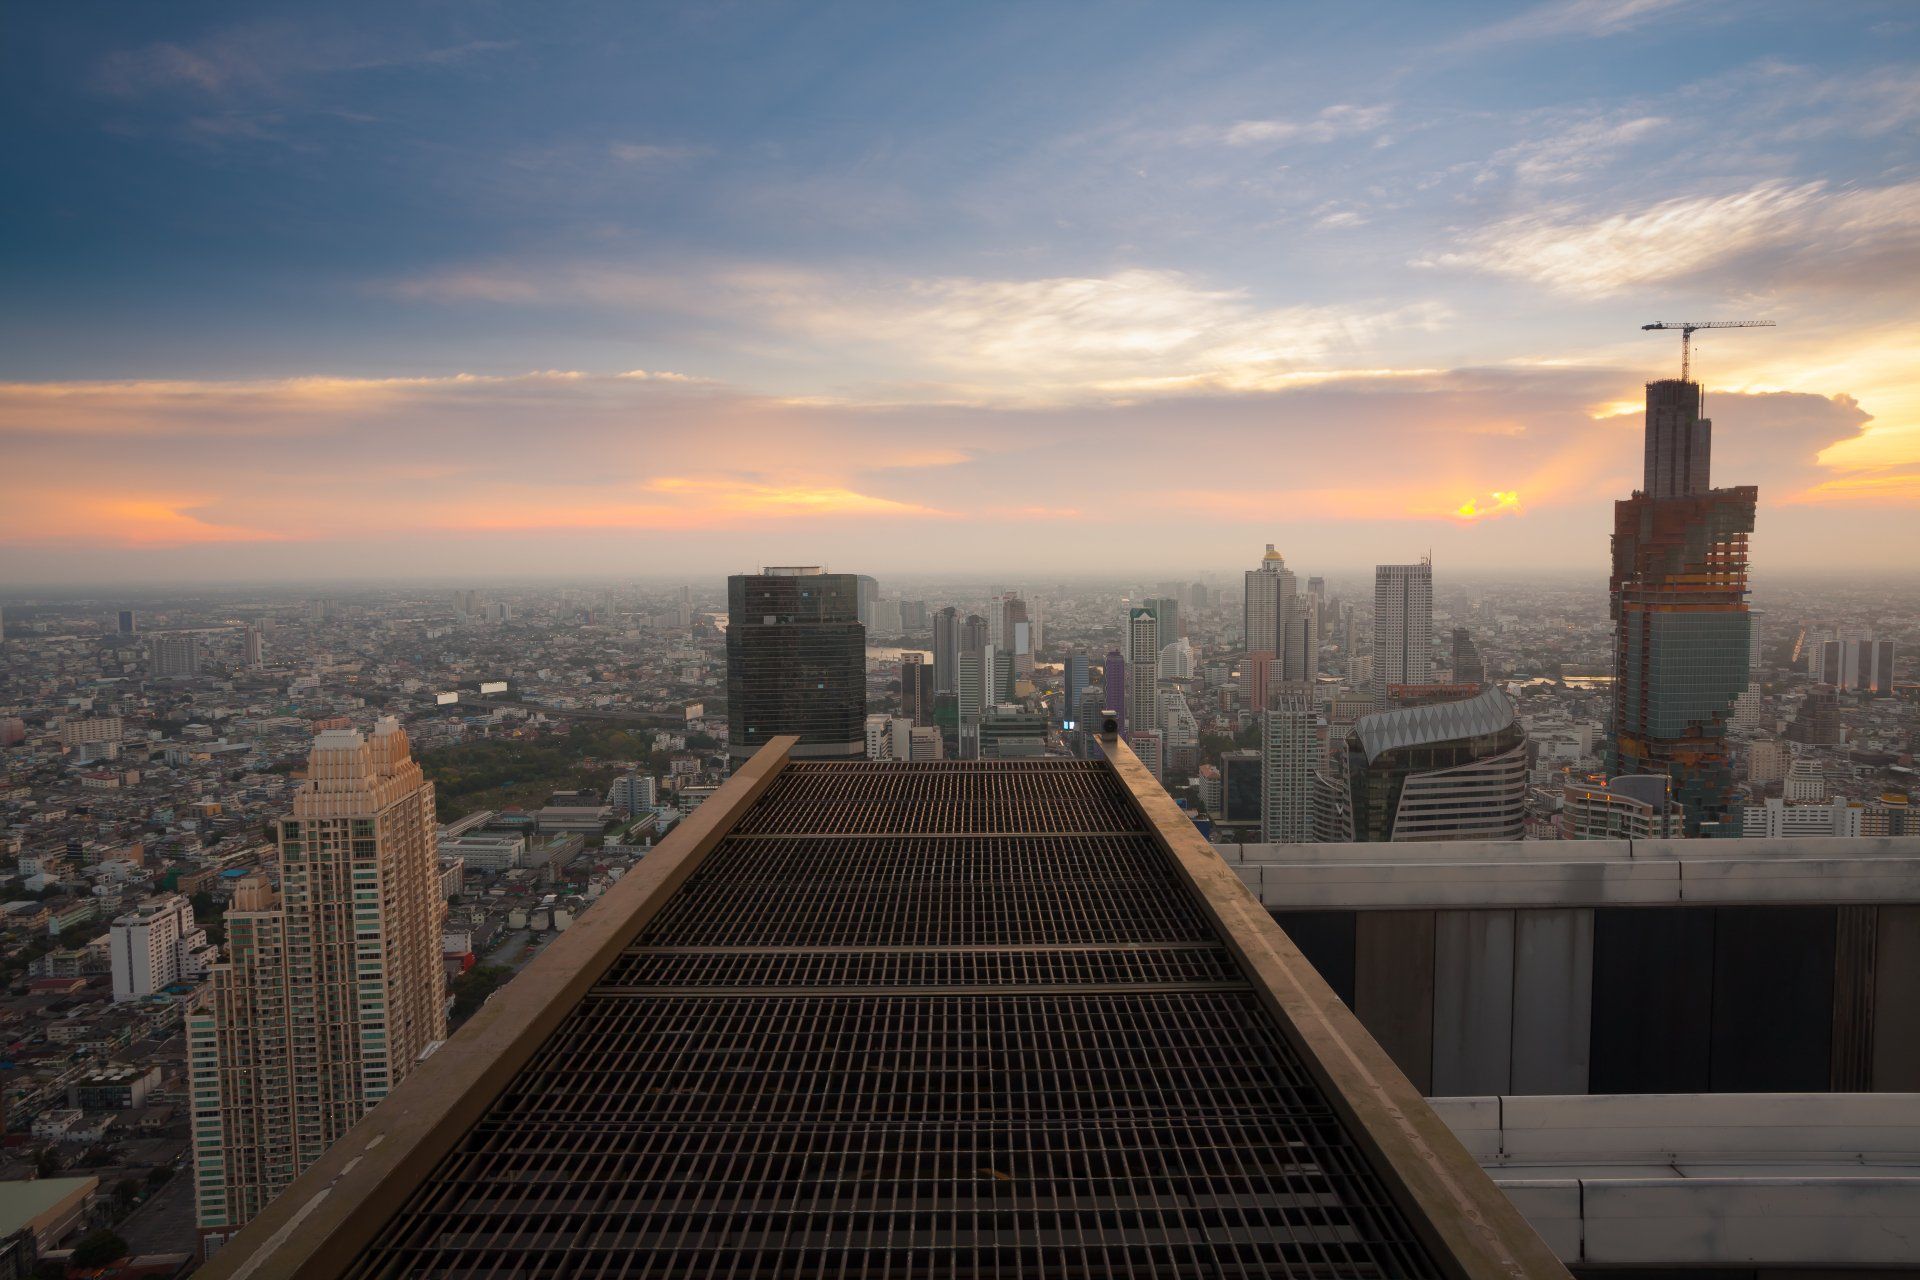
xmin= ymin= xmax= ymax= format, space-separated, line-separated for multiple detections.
xmin=726 ymin=572 xmax=866 ymax=761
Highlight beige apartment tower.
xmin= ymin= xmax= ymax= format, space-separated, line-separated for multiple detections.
xmin=189 ymin=718 xmax=447 ymax=1257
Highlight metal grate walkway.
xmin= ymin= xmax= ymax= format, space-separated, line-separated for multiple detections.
xmin=345 ymin=760 xmax=1446 ymax=1279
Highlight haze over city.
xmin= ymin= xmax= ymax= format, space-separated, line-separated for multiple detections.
xmin=4 ymin=0 xmax=1918 ymax=584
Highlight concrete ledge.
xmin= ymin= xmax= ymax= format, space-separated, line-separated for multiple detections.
xmin=1434 ymin=1093 xmax=1920 ymax=1268
xmin=1230 ymin=836 xmax=1920 ymax=910
xmin=196 ymin=736 xmax=800 ymax=1280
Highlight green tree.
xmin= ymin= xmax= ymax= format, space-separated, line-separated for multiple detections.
xmin=70 ymin=1229 xmax=129 ymax=1268
xmin=450 ymin=964 xmax=512 ymax=1022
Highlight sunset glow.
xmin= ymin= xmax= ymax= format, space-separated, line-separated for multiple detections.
xmin=2 ymin=4 xmax=1916 ymax=580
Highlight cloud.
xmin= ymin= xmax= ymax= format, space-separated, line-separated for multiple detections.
xmin=1421 ymin=179 xmax=1920 ymax=296
xmin=0 ymin=365 xmax=1901 ymax=583
xmin=608 ymin=142 xmax=703 ymax=164
xmin=382 ymin=262 xmax=1451 ymax=403
xmin=92 ymin=25 xmax=514 ymax=99
xmin=1215 ymin=104 xmax=1393 ymax=148
xmin=1446 ymin=0 xmax=1701 ymax=52
xmin=1482 ymin=112 xmax=1667 ymax=185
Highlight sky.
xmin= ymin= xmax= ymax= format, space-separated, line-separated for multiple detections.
xmin=3 ymin=0 xmax=1917 ymax=585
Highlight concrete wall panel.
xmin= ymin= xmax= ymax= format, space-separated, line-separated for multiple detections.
xmin=1510 ymin=908 xmax=1593 ymax=1095
xmin=1590 ymin=907 xmax=1714 ymax=1093
xmin=1432 ymin=909 xmax=1514 ymax=1096
xmin=1353 ymin=910 xmax=1435 ymax=1093
xmin=1873 ymin=905 xmax=1920 ymax=1091
xmin=1580 ymin=1178 xmax=1920 ymax=1268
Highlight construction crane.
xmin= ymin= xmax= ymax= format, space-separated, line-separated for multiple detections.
xmin=1641 ymin=320 xmax=1775 ymax=382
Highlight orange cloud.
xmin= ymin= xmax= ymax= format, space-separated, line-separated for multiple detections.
xmin=1453 ymin=490 xmax=1522 ymax=520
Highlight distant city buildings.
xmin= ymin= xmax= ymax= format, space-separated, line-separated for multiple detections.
xmin=725 ymin=567 xmax=865 ymax=763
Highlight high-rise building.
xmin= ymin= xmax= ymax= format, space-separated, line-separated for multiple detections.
xmin=899 ymin=652 xmax=935 ymax=726
xmin=1157 ymin=637 xmax=1193 ymax=680
xmin=1144 ymin=595 xmax=1180 ymax=642
xmin=1260 ymin=684 xmax=1318 ymax=843
xmin=189 ymin=719 xmax=447 ymax=1251
xmin=1643 ymin=379 xmax=1712 ymax=499
xmin=605 ymin=772 xmax=657 ymax=816
xmin=1243 ymin=544 xmax=1292 ymax=659
xmin=1342 ymin=686 xmax=1528 ymax=841
xmin=1609 ymin=376 xmax=1757 ymax=834
xmin=149 ymin=632 xmax=202 ymax=679
xmin=1372 ymin=562 xmax=1433 ymax=703
xmin=930 ymin=606 xmax=959 ymax=693
xmin=1218 ymin=749 xmax=1263 ymax=827
xmin=1103 ymin=648 xmax=1126 ymax=730
xmin=242 ymin=624 xmax=264 ymax=669
xmin=725 ymin=568 xmax=866 ymax=763
xmin=1818 ymin=638 xmax=1896 ymax=695
xmin=1452 ymin=627 xmax=1485 ymax=685
xmin=1786 ymin=686 xmax=1842 ymax=746
xmin=1125 ymin=608 xmax=1161 ymax=732
xmin=956 ymin=643 xmax=997 ymax=758
xmin=1059 ymin=653 xmax=1089 ymax=730
xmin=855 ymin=575 xmax=879 ymax=629
xmin=675 ymin=585 xmax=694 ymax=629
xmin=111 ymin=894 xmax=212 ymax=1002
xmin=118 ymin=608 xmax=137 ymax=634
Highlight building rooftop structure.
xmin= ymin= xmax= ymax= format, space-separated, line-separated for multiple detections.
xmin=1353 ymin=685 xmax=1515 ymax=764
xmin=197 ymin=735 xmax=1564 ymax=1280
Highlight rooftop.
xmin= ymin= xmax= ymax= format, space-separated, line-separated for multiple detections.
xmin=197 ymin=736 xmax=1564 ymax=1280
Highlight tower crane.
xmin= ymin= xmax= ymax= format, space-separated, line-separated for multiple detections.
xmin=1641 ymin=320 xmax=1775 ymax=382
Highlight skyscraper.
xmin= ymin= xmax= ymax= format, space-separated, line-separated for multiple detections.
xmin=1125 ymin=608 xmax=1161 ymax=732
xmin=930 ymin=606 xmax=959 ymax=693
xmin=1059 ymin=652 xmax=1089 ymax=730
xmin=899 ymin=652 xmax=934 ymax=726
xmin=1260 ymin=684 xmax=1318 ymax=843
xmin=726 ymin=568 xmax=866 ymax=763
xmin=1104 ymin=647 xmax=1127 ymax=730
xmin=242 ymin=623 xmax=264 ymax=669
xmin=1372 ymin=561 xmax=1433 ymax=703
xmin=1609 ymin=377 xmax=1757 ymax=834
xmin=1452 ymin=627 xmax=1485 ymax=685
xmin=956 ymin=641 xmax=997 ymax=758
xmin=118 ymin=608 xmax=137 ymax=634
xmin=189 ymin=719 xmax=446 ymax=1252
xmin=1243 ymin=544 xmax=1291 ymax=658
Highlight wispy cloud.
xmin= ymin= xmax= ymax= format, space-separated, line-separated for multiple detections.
xmin=1181 ymin=104 xmax=1392 ymax=148
xmin=1482 ymin=111 xmax=1667 ymax=184
xmin=381 ymin=263 xmax=1450 ymax=403
xmin=92 ymin=25 xmax=514 ymax=98
xmin=1446 ymin=0 xmax=1701 ymax=52
xmin=1420 ymin=179 xmax=1920 ymax=296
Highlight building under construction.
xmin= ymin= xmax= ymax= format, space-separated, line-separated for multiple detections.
xmin=1609 ymin=372 xmax=1758 ymax=835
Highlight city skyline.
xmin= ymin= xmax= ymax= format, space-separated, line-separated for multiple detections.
xmin=5 ymin=2 xmax=1919 ymax=584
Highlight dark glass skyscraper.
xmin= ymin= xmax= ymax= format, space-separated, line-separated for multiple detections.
xmin=1609 ymin=378 xmax=1757 ymax=834
xmin=726 ymin=567 xmax=866 ymax=762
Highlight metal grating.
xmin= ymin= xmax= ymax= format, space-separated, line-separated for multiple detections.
xmin=345 ymin=760 xmax=1446 ymax=1279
